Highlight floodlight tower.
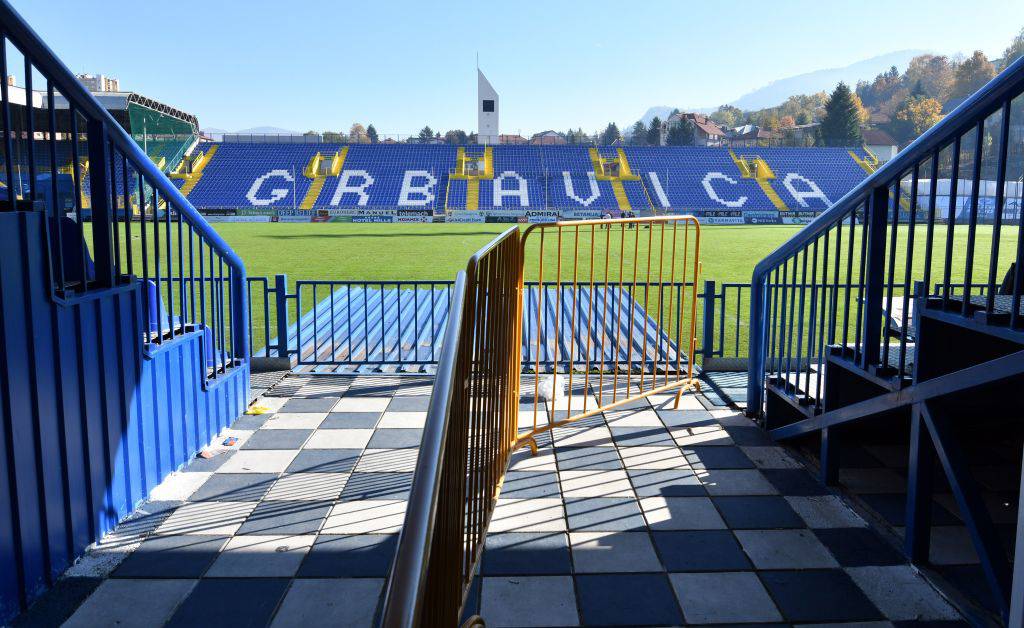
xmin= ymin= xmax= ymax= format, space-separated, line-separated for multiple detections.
xmin=477 ymin=68 xmax=499 ymax=145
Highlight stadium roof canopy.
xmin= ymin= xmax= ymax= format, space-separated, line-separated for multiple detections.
xmin=55 ymin=90 xmax=198 ymax=130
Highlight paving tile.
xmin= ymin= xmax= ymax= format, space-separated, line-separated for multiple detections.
xmin=218 ymin=449 xmax=298 ymax=474
xmin=760 ymin=468 xmax=830 ymax=496
xmin=333 ymin=396 xmax=391 ymax=412
xmin=564 ymin=497 xmax=646 ymax=531
xmin=508 ymin=447 xmax=557 ymax=471
xmin=603 ymin=408 xmax=663 ymax=426
xmin=640 ymin=495 xmax=727 ymax=530
xmin=480 ymin=575 xmax=579 ymax=627
xmin=265 ymin=472 xmax=349 ymax=501
xmin=736 ymin=529 xmax=839 ymax=569
xmin=501 ymin=471 xmax=561 ymax=498
xmin=377 ymin=411 xmax=428 ymax=428
xmin=148 ymin=472 xmax=212 ymax=500
xmin=344 ymin=383 xmax=400 ymax=398
xmin=683 ymin=445 xmax=755 ymax=470
xmin=261 ymin=413 xmax=327 ymax=430
xmin=610 ymin=426 xmax=675 ymax=446
xmin=814 ymin=528 xmax=906 ymax=567
xmin=270 ymin=578 xmax=383 ymax=628
xmin=181 ymin=450 xmax=237 ymax=473
xmin=63 ymin=579 xmax=196 ymax=628
xmin=490 ymin=498 xmax=567 ymax=532
xmin=366 ymin=428 xmax=424 ymax=449
xmin=569 ymin=531 xmax=662 ymax=573
xmin=740 ymin=445 xmax=803 ymax=469
xmin=618 ymin=445 xmax=689 ymax=469
xmin=165 ymin=577 xmax=290 ymax=627
xmin=846 ymin=565 xmax=961 ymax=621
xmin=305 ymin=428 xmax=375 ymax=449
xmin=155 ymin=501 xmax=257 ymax=535
xmin=724 ymin=425 xmax=774 ymax=446
xmin=187 ymin=473 xmax=277 ymax=502
xmin=554 ymin=446 xmax=623 ymax=471
xmin=286 ymin=449 xmax=361 ymax=473
xmin=280 ymin=397 xmax=339 ymax=413
xmin=670 ymin=572 xmax=783 ymax=624
xmin=236 ymin=500 xmax=333 ymax=535
xmin=323 ymin=500 xmax=408 ymax=533
xmin=787 ymin=495 xmax=868 ymax=528
xmin=355 ymin=448 xmax=419 ymax=473
xmin=297 ymin=534 xmax=397 ymax=577
xmin=759 ymin=569 xmax=883 ymax=622
xmin=340 ymin=472 xmax=414 ymax=500
xmin=552 ymin=425 xmax=615 ymax=447
xmin=576 ymin=573 xmax=683 ymax=626
xmin=560 ymin=469 xmax=634 ymax=498
xmin=628 ymin=468 xmax=706 ymax=497
xmin=112 ymin=534 xmax=228 ymax=578
xmin=711 ymin=494 xmax=805 ymax=530
xmin=656 ymin=408 xmax=717 ymax=428
xmin=387 ymin=395 xmax=431 ymax=411
xmin=241 ymin=428 xmax=313 ymax=450
xmin=482 ymin=532 xmax=571 ymax=575
xmin=700 ymin=469 xmax=779 ymax=495
xmin=652 ymin=530 xmax=751 ymax=571
xmin=229 ymin=414 xmax=270 ymax=430
xmin=672 ymin=426 xmax=735 ymax=446
xmin=839 ymin=468 xmax=909 ymax=494
xmin=205 ymin=535 xmax=315 ymax=578
xmin=320 ymin=412 xmax=382 ymax=429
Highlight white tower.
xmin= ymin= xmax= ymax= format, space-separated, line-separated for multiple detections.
xmin=477 ymin=69 xmax=499 ymax=145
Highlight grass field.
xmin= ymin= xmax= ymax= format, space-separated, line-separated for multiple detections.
xmin=91 ymin=221 xmax=1016 ymax=357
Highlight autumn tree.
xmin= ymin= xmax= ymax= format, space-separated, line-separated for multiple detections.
xmin=903 ymin=55 xmax=954 ymax=102
xmin=949 ymin=51 xmax=996 ymax=104
xmin=890 ymin=96 xmax=943 ymax=143
xmin=710 ymin=104 xmax=742 ymax=128
xmin=1001 ymin=28 xmax=1024 ymax=71
xmin=349 ymin=123 xmax=367 ymax=143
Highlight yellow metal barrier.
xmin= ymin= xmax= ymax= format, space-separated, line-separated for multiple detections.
xmin=516 ymin=215 xmax=701 ymax=453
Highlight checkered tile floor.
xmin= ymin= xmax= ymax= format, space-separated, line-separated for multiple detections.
xmin=32 ymin=374 xmax=967 ymax=627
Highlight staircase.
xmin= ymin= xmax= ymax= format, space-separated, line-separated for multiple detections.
xmin=300 ymin=147 xmax=347 ymax=209
xmin=730 ymin=150 xmax=787 ymax=210
xmin=174 ymin=144 xmax=218 ymax=195
xmin=746 ymin=57 xmax=1024 ymax=623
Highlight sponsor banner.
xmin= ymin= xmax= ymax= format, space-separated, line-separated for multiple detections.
xmin=236 ymin=207 xmax=279 ymax=217
xmin=352 ymin=215 xmax=395 ymax=223
xmin=702 ymin=216 xmax=745 ymax=225
xmin=745 ymin=215 xmax=780 ymax=225
xmin=693 ymin=209 xmax=744 ymax=219
xmin=447 ymin=213 xmax=486 ymax=223
xmin=396 ymin=215 xmax=434 ymax=223
xmin=277 ymin=207 xmax=398 ymax=217
xmin=485 ymin=216 xmax=520 ymax=223
xmin=397 ymin=208 xmax=432 ymax=217
xmin=275 ymin=215 xmax=313 ymax=223
xmin=525 ymin=209 xmax=559 ymax=219
xmin=202 ymin=208 xmax=238 ymax=216
xmin=561 ymin=209 xmax=606 ymax=220
xmin=204 ymin=215 xmax=272 ymax=223
xmin=781 ymin=216 xmax=815 ymax=225
xmin=528 ymin=215 xmax=558 ymax=224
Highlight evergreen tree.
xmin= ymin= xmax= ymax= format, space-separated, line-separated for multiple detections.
xmin=599 ymin=122 xmax=620 ymax=145
xmin=819 ymin=82 xmax=863 ymax=147
xmin=366 ymin=124 xmax=379 ymax=144
xmin=417 ymin=126 xmax=434 ymax=142
xmin=630 ymin=121 xmax=647 ymax=146
xmin=646 ymin=117 xmax=662 ymax=146
xmin=665 ymin=120 xmax=694 ymax=146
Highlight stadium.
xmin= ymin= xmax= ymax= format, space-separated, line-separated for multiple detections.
xmin=1 ymin=1 xmax=1024 ymax=626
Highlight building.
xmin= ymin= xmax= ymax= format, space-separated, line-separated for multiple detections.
xmin=76 ymin=72 xmax=119 ymax=92
xmin=498 ymin=134 xmax=528 ymax=145
xmin=728 ymin=123 xmax=782 ymax=147
xmin=862 ymin=128 xmax=898 ymax=162
xmin=477 ymin=69 xmax=499 ymax=145
xmin=530 ymin=130 xmax=567 ymax=145
xmin=667 ymin=112 xmax=727 ymax=146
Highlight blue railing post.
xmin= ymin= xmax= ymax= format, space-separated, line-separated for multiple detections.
xmin=702 ymin=280 xmax=716 ymax=364
xmin=746 ymin=272 xmax=768 ymax=417
xmin=86 ymin=119 xmax=115 ymax=287
xmin=274 ymin=273 xmax=289 ymax=359
xmin=860 ymin=185 xmax=890 ymax=369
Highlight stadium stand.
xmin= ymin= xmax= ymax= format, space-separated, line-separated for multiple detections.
xmin=182 ymin=142 xmax=873 ymax=216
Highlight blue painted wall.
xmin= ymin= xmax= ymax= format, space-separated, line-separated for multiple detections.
xmin=0 ymin=209 xmax=249 ymax=622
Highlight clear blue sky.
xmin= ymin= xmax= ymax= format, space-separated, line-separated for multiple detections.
xmin=12 ymin=0 xmax=1022 ymax=135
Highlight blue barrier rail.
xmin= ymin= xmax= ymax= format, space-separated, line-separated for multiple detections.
xmin=747 ymin=55 xmax=1024 ymax=416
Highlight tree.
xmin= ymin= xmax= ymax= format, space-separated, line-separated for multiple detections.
xmin=366 ymin=124 xmax=379 ymax=144
xmin=630 ymin=121 xmax=647 ymax=146
xmin=599 ymin=122 xmax=620 ymax=145
xmin=322 ymin=131 xmax=345 ymax=142
xmin=444 ymin=129 xmax=468 ymax=144
xmin=1000 ymin=27 xmax=1024 ymax=71
xmin=949 ymin=50 xmax=996 ymax=104
xmin=349 ymin=123 xmax=367 ymax=143
xmin=903 ymin=54 xmax=953 ymax=102
xmin=850 ymin=91 xmax=870 ymax=125
xmin=665 ymin=120 xmax=694 ymax=146
xmin=818 ymin=82 xmax=863 ymax=146
xmin=890 ymin=95 xmax=943 ymax=143
xmin=779 ymin=115 xmax=796 ymax=129
xmin=710 ymin=104 xmax=742 ymax=128
xmin=646 ymin=117 xmax=662 ymax=146
xmin=418 ymin=126 xmax=434 ymax=143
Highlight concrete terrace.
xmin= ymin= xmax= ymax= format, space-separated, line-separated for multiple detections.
xmin=16 ymin=374 xmax=967 ymax=627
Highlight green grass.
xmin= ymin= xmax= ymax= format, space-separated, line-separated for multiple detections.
xmin=92 ymin=222 xmax=1015 ymax=358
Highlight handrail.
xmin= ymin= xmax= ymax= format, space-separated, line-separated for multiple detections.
xmin=0 ymin=3 xmax=242 ymax=273
xmin=381 ymin=272 xmax=467 ymax=627
xmin=747 ymin=55 xmax=1024 ymax=415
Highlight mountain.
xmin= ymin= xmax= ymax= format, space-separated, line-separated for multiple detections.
xmin=728 ymin=49 xmax=929 ymax=111
xmin=233 ymin=126 xmax=300 ymax=135
xmin=638 ymin=106 xmax=676 ymax=127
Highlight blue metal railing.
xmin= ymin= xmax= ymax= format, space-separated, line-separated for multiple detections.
xmin=0 ymin=0 xmax=248 ymax=376
xmin=747 ymin=56 xmax=1024 ymax=416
